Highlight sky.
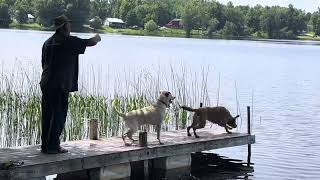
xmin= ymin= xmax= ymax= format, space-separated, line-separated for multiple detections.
xmin=217 ymin=0 xmax=319 ymax=13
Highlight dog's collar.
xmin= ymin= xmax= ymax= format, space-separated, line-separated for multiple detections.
xmin=157 ymin=99 xmax=168 ymax=107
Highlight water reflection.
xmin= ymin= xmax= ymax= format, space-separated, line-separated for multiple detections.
xmin=191 ymin=152 xmax=254 ymax=180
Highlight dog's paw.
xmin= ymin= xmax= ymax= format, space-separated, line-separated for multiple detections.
xmin=187 ymin=133 xmax=192 ymax=136
xmin=195 ymin=135 xmax=200 ymax=138
xmin=125 ymin=143 xmax=132 ymax=146
xmin=159 ymin=142 xmax=164 ymax=145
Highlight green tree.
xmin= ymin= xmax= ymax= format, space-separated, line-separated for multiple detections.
xmin=197 ymin=1 xmax=210 ymax=31
xmin=182 ymin=0 xmax=200 ymax=38
xmin=14 ymin=0 xmax=37 ymax=14
xmin=315 ymin=18 xmax=320 ymax=36
xmin=148 ymin=0 xmax=173 ymax=26
xmin=260 ymin=7 xmax=286 ymax=38
xmin=36 ymin=0 xmax=65 ymax=27
xmin=224 ymin=5 xmax=246 ymax=36
xmin=286 ymin=4 xmax=306 ymax=35
xmin=118 ymin=0 xmax=136 ymax=21
xmin=89 ymin=16 xmax=102 ymax=29
xmin=135 ymin=4 xmax=148 ymax=27
xmin=3 ymin=0 xmax=15 ymax=6
xmin=144 ymin=19 xmax=157 ymax=32
xmin=313 ymin=14 xmax=320 ymax=36
xmin=126 ymin=9 xmax=137 ymax=26
xmin=90 ymin=0 xmax=109 ymax=21
xmin=14 ymin=1 xmax=28 ymax=24
xmin=65 ymin=0 xmax=91 ymax=30
xmin=311 ymin=12 xmax=320 ymax=36
xmin=247 ymin=5 xmax=263 ymax=33
xmin=207 ymin=18 xmax=219 ymax=38
xmin=0 ymin=1 xmax=11 ymax=27
xmin=221 ymin=21 xmax=237 ymax=36
xmin=207 ymin=1 xmax=226 ymax=30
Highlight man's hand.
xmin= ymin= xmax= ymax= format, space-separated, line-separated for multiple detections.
xmin=87 ymin=34 xmax=101 ymax=46
xmin=93 ymin=34 xmax=101 ymax=43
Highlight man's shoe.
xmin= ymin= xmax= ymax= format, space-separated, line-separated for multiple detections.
xmin=43 ymin=147 xmax=68 ymax=154
xmin=58 ymin=146 xmax=68 ymax=153
xmin=41 ymin=148 xmax=47 ymax=153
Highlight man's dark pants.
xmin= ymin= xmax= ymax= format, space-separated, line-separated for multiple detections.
xmin=41 ymin=88 xmax=69 ymax=151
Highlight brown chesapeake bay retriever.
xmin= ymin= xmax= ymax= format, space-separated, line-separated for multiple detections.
xmin=181 ymin=106 xmax=239 ymax=138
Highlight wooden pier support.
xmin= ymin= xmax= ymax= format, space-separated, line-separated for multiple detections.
xmin=56 ymin=163 xmax=131 ymax=180
xmin=152 ymin=154 xmax=191 ymax=180
xmin=29 ymin=177 xmax=46 ymax=180
xmin=89 ymin=163 xmax=131 ymax=180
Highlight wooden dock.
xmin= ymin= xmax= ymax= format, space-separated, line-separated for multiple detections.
xmin=0 ymin=127 xmax=255 ymax=180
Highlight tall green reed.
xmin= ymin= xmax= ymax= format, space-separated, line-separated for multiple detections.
xmin=0 ymin=63 xmax=211 ymax=147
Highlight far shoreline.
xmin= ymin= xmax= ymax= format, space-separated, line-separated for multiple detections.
xmin=2 ymin=25 xmax=320 ymax=45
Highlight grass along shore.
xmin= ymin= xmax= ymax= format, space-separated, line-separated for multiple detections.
xmin=7 ymin=21 xmax=320 ymax=41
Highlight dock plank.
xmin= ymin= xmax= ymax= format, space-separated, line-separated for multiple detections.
xmin=0 ymin=127 xmax=255 ymax=179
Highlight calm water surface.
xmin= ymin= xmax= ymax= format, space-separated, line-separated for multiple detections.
xmin=1 ymin=29 xmax=320 ymax=179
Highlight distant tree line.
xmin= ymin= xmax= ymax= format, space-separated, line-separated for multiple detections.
xmin=0 ymin=0 xmax=319 ymax=39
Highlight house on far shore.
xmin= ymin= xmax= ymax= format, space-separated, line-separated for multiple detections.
xmin=166 ymin=18 xmax=183 ymax=29
xmin=27 ymin=14 xmax=35 ymax=23
xmin=104 ymin=18 xmax=125 ymax=28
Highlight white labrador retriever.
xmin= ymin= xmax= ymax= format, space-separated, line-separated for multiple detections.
xmin=112 ymin=90 xmax=175 ymax=146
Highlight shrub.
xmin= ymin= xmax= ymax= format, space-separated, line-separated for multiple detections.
xmin=144 ymin=20 xmax=158 ymax=32
xmin=89 ymin=16 xmax=103 ymax=29
xmin=0 ymin=2 xmax=11 ymax=28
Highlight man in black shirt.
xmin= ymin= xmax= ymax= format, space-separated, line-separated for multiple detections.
xmin=40 ymin=15 xmax=101 ymax=154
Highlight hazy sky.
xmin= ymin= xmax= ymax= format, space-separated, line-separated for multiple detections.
xmin=217 ymin=0 xmax=319 ymax=13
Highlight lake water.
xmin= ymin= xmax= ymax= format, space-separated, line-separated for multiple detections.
xmin=1 ymin=29 xmax=320 ymax=179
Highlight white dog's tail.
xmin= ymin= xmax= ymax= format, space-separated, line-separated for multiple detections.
xmin=112 ymin=99 xmax=126 ymax=117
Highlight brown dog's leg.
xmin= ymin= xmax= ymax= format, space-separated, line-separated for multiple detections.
xmin=122 ymin=133 xmax=126 ymax=142
xmin=192 ymin=115 xmax=206 ymax=138
xmin=225 ymin=127 xmax=232 ymax=134
xmin=187 ymin=119 xmax=197 ymax=136
xmin=187 ymin=126 xmax=192 ymax=136
xmin=192 ymin=127 xmax=199 ymax=138
xmin=187 ymin=114 xmax=199 ymax=137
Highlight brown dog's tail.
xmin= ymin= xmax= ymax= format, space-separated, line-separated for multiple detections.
xmin=180 ymin=105 xmax=198 ymax=112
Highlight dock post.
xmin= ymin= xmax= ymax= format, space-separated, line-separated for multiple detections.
xmin=139 ymin=132 xmax=149 ymax=179
xmin=89 ymin=118 xmax=99 ymax=140
xmin=139 ymin=131 xmax=148 ymax=147
xmin=247 ymin=106 xmax=251 ymax=166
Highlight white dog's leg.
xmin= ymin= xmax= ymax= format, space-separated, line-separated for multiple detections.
xmin=123 ymin=120 xmax=139 ymax=146
xmin=156 ymin=124 xmax=163 ymax=145
xmin=123 ymin=129 xmax=136 ymax=146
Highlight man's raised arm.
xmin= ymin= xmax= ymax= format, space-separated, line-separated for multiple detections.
xmin=87 ymin=34 xmax=101 ymax=47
